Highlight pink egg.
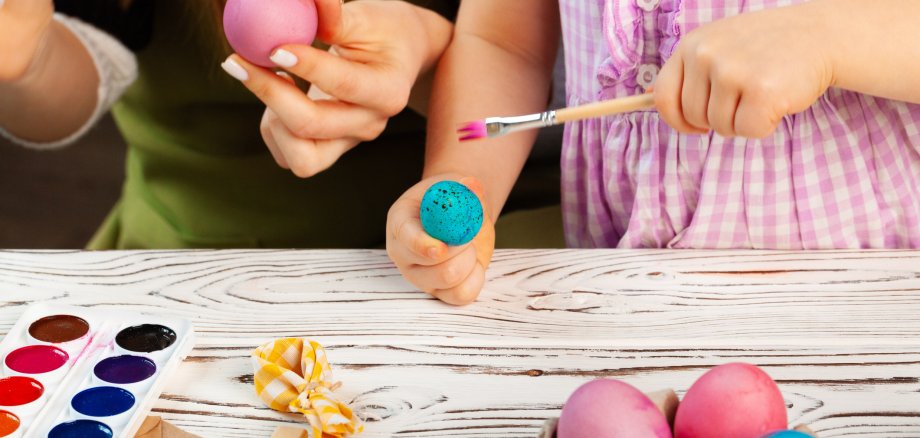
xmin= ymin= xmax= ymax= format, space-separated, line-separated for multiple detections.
xmin=557 ymin=379 xmax=672 ymax=438
xmin=223 ymin=0 xmax=318 ymax=67
xmin=674 ymin=363 xmax=787 ymax=438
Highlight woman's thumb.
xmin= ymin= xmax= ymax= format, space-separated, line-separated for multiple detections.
xmin=313 ymin=0 xmax=344 ymax=43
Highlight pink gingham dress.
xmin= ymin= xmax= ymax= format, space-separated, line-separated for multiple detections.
xmin=560 ymin=0 xmax=920 ymax=249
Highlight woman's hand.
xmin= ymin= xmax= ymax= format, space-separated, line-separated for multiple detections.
xmin=654 ymin=2 xmax=836 ymax=138
xmin=386 ymin=176 xmax=495 ymax=306
xmin=0 ymin=0 xmax=54 ymax=83
xmin=222 ymin=0 xmax=452 ymax=178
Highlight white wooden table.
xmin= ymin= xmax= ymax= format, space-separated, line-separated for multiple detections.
xmin=1 ymin=249 xmax=918 ymax=437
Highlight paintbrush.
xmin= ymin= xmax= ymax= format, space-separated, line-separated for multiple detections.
xmin=458 ymin=93 xmax=655 ymax=141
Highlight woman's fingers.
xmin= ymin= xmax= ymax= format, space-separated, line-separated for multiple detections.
xmin=260 ymin=109 xmax=290 ymax=169
xmin=270 ymin=44 xmax=409 ymax=114
xmin=265 ymin=115 xmax=359 ymax=178
xmin=1 ymin=0 xmax=51 ymax=15
xmin=222 ymin=55 xmax=387 ymax=141
xmin=313 ymin=0 xmax=345 ymax=43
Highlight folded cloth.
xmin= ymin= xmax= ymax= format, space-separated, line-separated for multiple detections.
xmin=135 ymin=417 xmax=200 ymax=438
xmin=252 ymin=338 xmax=362 ymax=437
xmin=271 ymin=426 xmax=309 ymax=438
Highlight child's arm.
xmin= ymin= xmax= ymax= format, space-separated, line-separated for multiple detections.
xmin=654 ymin=0 xmax=920 ymax=139
xmin=0 ymin=0 xmax=101 ymax=144
xmin=818 ymin=0 xmax=920 ymax=104
xmin=386 ymin=0 xmax=560 ymax=305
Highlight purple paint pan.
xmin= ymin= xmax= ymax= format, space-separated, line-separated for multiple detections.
xmin=93 ymin=356 xmax=157 ymax=386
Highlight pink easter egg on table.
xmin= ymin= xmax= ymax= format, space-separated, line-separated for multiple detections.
xmin=557 ymin=379 xmax=671 ymax=438
xmin=223 ymin=0 xmax=318 ymax=67
xmin=674 ymin=363 xmax=787 ymax=438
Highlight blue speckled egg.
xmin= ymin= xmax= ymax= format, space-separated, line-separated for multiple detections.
xmin=761 ymin=432 xmax=813 ymax=438
xmin=420 ymin=181 xmax=484 ymax=246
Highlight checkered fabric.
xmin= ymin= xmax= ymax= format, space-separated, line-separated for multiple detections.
xmin=252 ymin=338 xmax=362 ymax=437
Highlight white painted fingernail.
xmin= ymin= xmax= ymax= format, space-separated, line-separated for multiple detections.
xmin=221 ymin=58 xmax=249 ymax=81
xmin=270 ymin=49 xmax=298 ymax=68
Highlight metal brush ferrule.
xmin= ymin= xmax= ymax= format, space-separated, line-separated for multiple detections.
xmin=485 ymin=110 xmax=557 ymax=138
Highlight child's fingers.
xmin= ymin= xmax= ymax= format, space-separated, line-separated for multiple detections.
xmin=707 ymin=84 xmax=741 ymax=137
xmin=271 ymin=44 xmax=407 ymax=114
xmin=403 ymin=246 xmax=478 ymax=292
xmin=429 ymin=262 xmax=486 ymax=306
xmin=386 ymin=199 xmax=457 ymax=265
xmin=680 ymin=58 xmax=712 ymax=131
xmin=733 ymin=94 xmax=779 ymax=139
xmin=654 ymin=54 xmax=708 ymax=135
xmin=260 ymin=109 xmax=290 ymax=169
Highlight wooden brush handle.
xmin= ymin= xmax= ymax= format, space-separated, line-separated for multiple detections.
xmin=555 ymin=93 xmax=656 ymax=123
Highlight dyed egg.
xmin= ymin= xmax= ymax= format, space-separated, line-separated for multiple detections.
xmin=223 ymin=0 xmax=318 ymax=67
xmin=420 ymin=181 xmax=484 ymax=246
xmin=761 ymin=431 xmax=813 ymax=438
xmin=674 ymin=363 xmax=787 ymax=438
xmin=557 ymin=379 xmax=671 ymax=438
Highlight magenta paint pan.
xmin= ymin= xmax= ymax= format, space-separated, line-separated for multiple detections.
xmin=4 ymin=345 xmax=69 ymax=383
xmin=0 ymin=303 xmax=194 ymax=437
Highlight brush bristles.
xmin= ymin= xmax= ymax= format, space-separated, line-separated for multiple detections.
xmin=457 ymin=120 xmax=488 ymax=142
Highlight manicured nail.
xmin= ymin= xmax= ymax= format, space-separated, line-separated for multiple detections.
xmin=270 ymin=49 xmax=298 ymax=68
xmin=221 ymin=58 xmax=249 ymax=81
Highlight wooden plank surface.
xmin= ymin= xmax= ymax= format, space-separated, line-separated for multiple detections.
xmin=0 ymin=249 xmax=918 ymax=437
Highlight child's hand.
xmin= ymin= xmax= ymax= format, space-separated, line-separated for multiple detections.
xmin=386 ymin=176 xmax=495 ymax=306
xmin=0 ymin=0 xmax=53 ymax=82
xmin=223 ymin=0 xmax=451 ymax=178
xmin=654 ymin=3 xmax=835 ymax=138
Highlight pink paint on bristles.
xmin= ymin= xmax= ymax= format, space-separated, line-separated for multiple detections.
xmin=457 ymin=120 xmax=487 ymax=142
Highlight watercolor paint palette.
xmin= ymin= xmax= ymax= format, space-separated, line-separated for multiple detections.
xmin=0 ymin=303 xmax=194 ymax=438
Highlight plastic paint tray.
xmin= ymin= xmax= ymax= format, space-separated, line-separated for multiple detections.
xmin=0 ymin=303 xmax=194 ymax=438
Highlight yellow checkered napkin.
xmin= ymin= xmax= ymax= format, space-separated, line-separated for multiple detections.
xmin=252 ymin=338 xmax=363 ymax=437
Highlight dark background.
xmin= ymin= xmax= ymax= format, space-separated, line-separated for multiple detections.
xmin=0 ymin=116 xmax=126 ymax=248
